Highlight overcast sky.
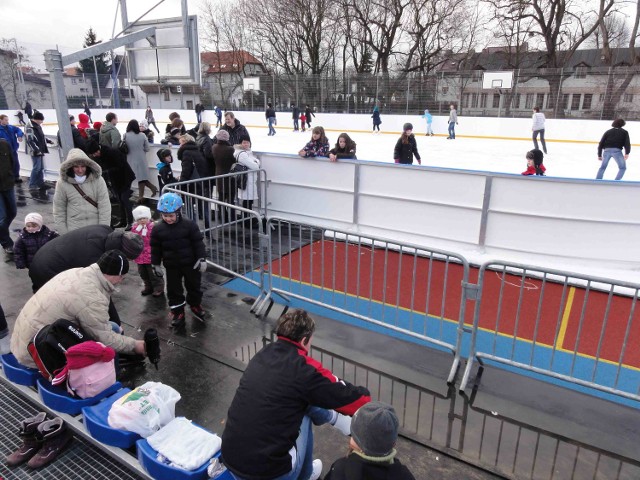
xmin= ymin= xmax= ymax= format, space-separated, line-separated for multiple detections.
xmin=3 ymin=0 xmax=201 ymax=69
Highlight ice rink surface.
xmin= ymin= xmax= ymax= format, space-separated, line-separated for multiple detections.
xmin=248 ymin=124 xmax=640 ymax=182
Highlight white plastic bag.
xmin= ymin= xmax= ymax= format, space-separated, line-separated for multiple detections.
xmin=107 ymin=381 xmax=181 ymax=437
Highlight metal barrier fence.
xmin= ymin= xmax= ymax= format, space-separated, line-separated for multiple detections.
xmin=163 ymin=170 xmax=269 ymax=311
xmin=460 ymin=261 xmax=640 ymax=402
xmin=257 ymin=217 xmax=474 ymax=383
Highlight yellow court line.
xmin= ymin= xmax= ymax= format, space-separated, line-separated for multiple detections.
xmin=556 ymin=287 xmax=575 ymax=350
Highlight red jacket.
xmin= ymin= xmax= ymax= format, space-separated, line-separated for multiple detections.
xmin=522 ymin=164 xmax=546 ymax=176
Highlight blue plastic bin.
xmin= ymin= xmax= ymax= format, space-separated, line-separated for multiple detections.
xmin=82 ymin=388 xmax=141 ymax=448
xmin=1 ymin=353 xmax=41 ymax=387
xmin=136 ymin=426 xmax=230 ymax=480
xmin=37 ymin=378 xmax=122 ymax=415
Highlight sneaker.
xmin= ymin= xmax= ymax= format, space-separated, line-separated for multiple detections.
xmin=190 ymin=305 xmax=208 ymax=323
xmin=170 ymin=310 xmax=186 ymax=330
xmin=309 ymin=459 xmax=323 ymax=480
xmin=331 ymin=412 xmax=352 ymax=436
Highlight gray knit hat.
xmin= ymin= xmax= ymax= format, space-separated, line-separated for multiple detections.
xmin=97 ymin=250 xmax=129 ymax=276
xmin=215 ymin=130 xmax=229 ymax=142
xmin=351 ymin=402 xmax=399 ymax=457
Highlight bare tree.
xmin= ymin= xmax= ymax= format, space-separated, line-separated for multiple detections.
xmin=0 ymin=39 xmax=34 ymax=109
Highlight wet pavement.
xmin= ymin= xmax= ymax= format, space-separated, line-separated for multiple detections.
xmin=1 ymin=182 xmax=639 ymax=479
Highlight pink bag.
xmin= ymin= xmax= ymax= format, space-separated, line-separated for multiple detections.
xmin=52 ymin=341 xmax=117 ymax=399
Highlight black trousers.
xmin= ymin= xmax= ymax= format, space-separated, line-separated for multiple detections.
xmin=165 ymin=266 xmax=202 ymax=311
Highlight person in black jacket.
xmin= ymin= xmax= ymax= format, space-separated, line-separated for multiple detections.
xmin=212 ymin=130 xmax=236 ymax=223
xmin=178 ymin=134 xmax=213 ymax=229
xmin=329 ymin=133 xmax=357 ymax=162
xmin=266 ymin=103 xmax=276 ymax=136
xmin=305 ymin=104 xmax=315 ymax=128
xmin=393 ymin=123 xmax=421 ymax=165
xmin=220 ymin=111 xmax=250 ymax=146
xmin=151 ymin=192 xmax=208 ymax=330
xmin=27 ymin=225 xmax=143 ymax=324
xmin=26 ymin=111 xmax=53 ymax=190
xmin=0 ymin=139 xmax=17 ymax=256
xmin=196 ymin=122 xmax=215 ymax=174
xmin=57 ymin=115 xmax=87 ymax=152
xmin=596 ymin=118 xmax=631 ymax=181
xmin=221 ymin=309 xmax=371 ymax=480
xmin=325 ymin=402 xmax=416 ymax=480
xmin=87 ymin=141 xmax=136 ymax=229
xmin=156 ymin=148 xmax=176 ymax=191
xmin=291 ymin=103 xmax=300 ymax=131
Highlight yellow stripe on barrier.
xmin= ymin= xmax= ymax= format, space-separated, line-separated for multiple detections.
xmin=556 ymin=286 xmax=575 ymax=351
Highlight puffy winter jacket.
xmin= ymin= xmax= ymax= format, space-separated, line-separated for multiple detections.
xmin=150 ymin=217 xmax=205 ymax=269
xmin=14 ymin=226 xmax=59 ymax=269
xmin=11 ymin=264 xmax=138 ymax=368
xmin=325 ymin=453 xmax=416 ymax=480
xmin=219 ymin=118 xmax=251 ymax=146
xmin=99 ymin=123 xmax=121 ymax=149
xmin=393 ymin=135 xmax=421 ymax=164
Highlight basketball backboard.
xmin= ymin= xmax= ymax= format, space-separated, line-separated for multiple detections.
xmin=124 ymin=16 xmax=201 ymax=86
xmin=482 ymin=71 xmax=514 ymax=90
xmin=243 ymin=77 xmax=260 ymax=91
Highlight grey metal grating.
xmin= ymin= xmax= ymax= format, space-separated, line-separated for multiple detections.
xmin=0 ymin=382 xmax=146 ymax=480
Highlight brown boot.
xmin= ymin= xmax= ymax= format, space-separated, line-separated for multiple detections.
xmin=6 ymin=412 xmax=47 ymax=466
xmin=26 ymin=418 xmax=73 ymax=469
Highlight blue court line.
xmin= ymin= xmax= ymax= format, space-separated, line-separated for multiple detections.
xmin=226 ymin=274 xmax=640 ymax=408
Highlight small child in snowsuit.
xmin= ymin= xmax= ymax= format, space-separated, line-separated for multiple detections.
xmin=131 ymin=206 xmax=164 ymax=297
xmin=299 ymin=112 xmax=307 ymax=132
xmin=156 ymin=148 xmax=177 ymax=191
xmin=150 ymin=193 xmax=208 ymax=331
xmin=522 ymin=149 xmax=546 ymax=176
xmin=14 ymin=213 xmax=59 ymax=269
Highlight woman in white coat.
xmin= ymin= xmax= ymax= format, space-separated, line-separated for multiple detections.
xmin=233 ymin=134 xmax=260 ymax=223
xmin=124 ymin=119 xmax=157 ymax=202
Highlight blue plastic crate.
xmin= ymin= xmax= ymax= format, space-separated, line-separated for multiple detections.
xmin=136 ymin=426 xmax=230 ymax=480
xmin=1 ymin=353 xmax=41 ymax=387
xmin=82 ymin=388 xmax=141 ymax=448
xmin=37 ymin=378 xmax=122 ymax=415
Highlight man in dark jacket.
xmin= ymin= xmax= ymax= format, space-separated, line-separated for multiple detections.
xmin=324 ymin=402 xmax=416 ymax=480
xmin=220 ymin=111 xmax=250 ymax=146
xmin=291 ymin=104 xmax=300 ymax=131
xmin=28 ymin=225 xmax=143 ymax=324
xmin=596 ymin=118 xmax=631 ymax=181
xmin=24 ymin=101 xmax=33 ymax=120
xmin=57 ymin=115 xmax=87 ymax=152
xmin=178 ymin=135 xmax=212 ymax=229
xmin=212 ymin=130 xmax=236 ymax=223
xmin=305 ymin=105 xmax=315 ymax=128
xmin=221 ymin=309 xmax=371 ymax=480
xmin=26 ymin=111 xmax=52 ymax=190
xmin=86 ymin=141 xmax=136 ymax=228
xmin=0 ymin=139 xmax=17 ymax=256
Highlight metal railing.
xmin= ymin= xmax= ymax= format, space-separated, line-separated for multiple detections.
xmin=257 ymin=218 xmax=475 ymax=384
xmin=460 ymin=261 xmax=640 ymax=402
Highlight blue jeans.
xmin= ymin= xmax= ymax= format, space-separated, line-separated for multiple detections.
xmin=29 ymin=155 xmax=44 ymax=188
xmin=230 ymin=406 xmax=334 ymax=480
xmin=0 ymin=189 xmax=17 ymax=249
xmin=268 ymin=117 xmax=276 ymax=135
xmin=448 ymin=122 xmax=456 ymax=139
xmin=597 ymin=148 xmax=626 ymax=180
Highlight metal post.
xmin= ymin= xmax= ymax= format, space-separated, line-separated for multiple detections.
xmin=93 ymin=57 xmax=103 ymax=107
xmin=82 ymin=72 xmax=89 ymax=107
xmin=45 ymin=49 xmax=73 ymax=157
xmin=295 ymin=74 xmax=299 ymax=106
xmin=375 ymin=75 xmax=379 ymax=108
xmin=554 ymin=68 xmax=563 ymax=118
xmin=346 ymin=77 xmax=350 ymax=113
xmin=406 ymin=76 xmax=410 ymax=114
xmin=12 ymin=39 xmax=26 ymax=107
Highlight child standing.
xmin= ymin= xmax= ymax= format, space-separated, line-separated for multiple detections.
xmin=14 ymin=213 xmax=59 ymax=270
xmin=156 ymin=148 xmax=176 ymax=191
xmin=131 ymin=205 xmax=164 ymax=297
xmin=298 ymin=126 xmax=330 ymax=158
xmin=299 ymin=112 xmax=307 ymax=132
xmin=150 ymin=193 xmax=208 ymax=331
xmin=393 ymin=123 xmax=421 ymax=165
xmin=522 ymin=149 xmax=546 ymax=176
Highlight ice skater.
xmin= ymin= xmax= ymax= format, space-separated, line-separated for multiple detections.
xmin=532 ymin=106 xmax=547 ymax=154
xmin=393 ymin=123 xmax=421 ymax=165
xmin=447 ymin=104 xmax=458 ymax=139
xmin=423 ymin=109 xmax=433 ymax=136
xmin=371 ymin=105 xmax=381 ymax=133
xmin=596 ymin=118 xmax=630 ymax=181
xmin=522 ymin=149 xmax=546 ymax=176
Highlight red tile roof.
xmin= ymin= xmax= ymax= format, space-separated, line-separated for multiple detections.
xmin=200 ymin=50 xmax=263 ymax=74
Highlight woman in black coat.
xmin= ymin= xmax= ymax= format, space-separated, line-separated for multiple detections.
xmin=178 ymin=135 xmax=212 ymax=228
xmin=393 ymin=123 xmax=421 ymax=165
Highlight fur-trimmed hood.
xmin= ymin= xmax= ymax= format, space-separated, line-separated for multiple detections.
xmin=59 ymin=148 xmax=103 ymax=184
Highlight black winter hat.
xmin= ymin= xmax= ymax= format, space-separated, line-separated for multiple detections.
xmin=527 ymin=149 xmax=544 ymax=164
xmin=403 ymin=123 xmax=413 ymax=131
xmin=32 ymin=111 xmax=45 ymax=121
xmin=238 ymin=134 xmax=251 ymax=144
xmin=156 ymin=148 xmax=172 ymax=161
xmin=351 ymin=401 xmax=399 ymax=457
xmin=97 ymin=250 xmax=129 ymax=276
xmin=86 ymin=141 xmax=100 ymax=155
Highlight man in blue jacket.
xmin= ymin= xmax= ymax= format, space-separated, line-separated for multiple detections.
xmin=222 ymin=309 xmax=371 ymax=480
xmin=0 ymin=114 xmax=24 ymax=182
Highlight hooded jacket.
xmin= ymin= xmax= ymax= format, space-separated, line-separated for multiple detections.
xmin=99 ymin=122 xmax=121 ymax=149
xmin=28 ymin=224 xmax=129 ymax=291
xmin=219 ymin=118 xmax=251 ymax=146
xmin=11 ymin=264 xmax=138 ymax=368
xmin=53 ymin=149 xmax=111 ymax=233
xmin=14 ymin=225 xmax=59 ymax=270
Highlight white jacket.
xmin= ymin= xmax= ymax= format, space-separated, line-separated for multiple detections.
xmin=233 ymin=146 xmax=260 ymax=201
xmin=532 ymin=112 xmax=546 ymax=131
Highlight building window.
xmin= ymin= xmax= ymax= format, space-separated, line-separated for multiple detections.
xmin=546 ymin=94 xmax=552 ymax=109
xmin=535 ymin=93 xmax=544 ymax=109
xmin=512 ymin=93 xmax=521 ymax=109
xmin=599 ymin=93 xmax=606 ymax=102
xmin=480 ymin=93 xmax=487 ymax=108
xmin=472 ymin=71 xmax=482 ymax=81
xmin=441 ymin=86 xmax=449 ymax=94
xmin=163 ymin=90 xmax=170 ymax=101
xmin=571 ymin=94 xmax=581 ymax=110
xmin=79 ymin=78 xmax=84 ymax=83
xmin=525 ymin=93 xmax=534 ymax=109
xmin=471 ymin=93 xmax=478 ymax=108
xmin=575 ymin=66 xmax=587 ymax=79
xmin=624 ymin=93 xmax=633 ymax=103
xmin=71 ymin=78 xmax=77 ymax=84
xmin=583 ymin=93 xmax=592 ymax=110
xmin=492 ymin=94 xmax=500 ymax=108
xmin=563 ymin=94 xmax=570 ymax=109
xmin=463 ymin=93 xmax=470 ymax=108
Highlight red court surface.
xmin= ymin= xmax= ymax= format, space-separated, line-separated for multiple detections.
xmin=270 ymin=240 xmax=640 ymax=369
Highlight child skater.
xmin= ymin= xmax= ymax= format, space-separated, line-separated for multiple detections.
xmin=150 ymin=192 xmax=208 ymax=331
xmin=131 ymin=205 xmax=164 ymax=297
xmin=14 ymin=213 xmax=59 ymax=269
xmin=156 ymin=148 xmax=177 ymax=191
xmin=522 ymin=149 xmax=546 ymax=176
xmin=299 ymin=111 xmax=307 ymax=132
xmin=393 ymin=123 xmax=421 ymax=165
xmin=298 ymin=126 xmax=330 ymax=158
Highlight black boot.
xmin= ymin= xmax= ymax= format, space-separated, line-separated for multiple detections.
xmin=27 ymin=418 xmax=73 ymax=469
xmin=170 ymin=309 xmax=186 ymax=330
xmin=6 ymin=412 xmax=47 ymax=467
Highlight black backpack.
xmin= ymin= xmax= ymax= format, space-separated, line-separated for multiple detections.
xmin=27 ymin=319 xmax=93 ymax=381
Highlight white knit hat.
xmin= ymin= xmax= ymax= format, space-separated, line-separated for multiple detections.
xmin=132 ymin=205 xmax=152 ymax=221
xmin=24 ymin=212 xmax=43 ymax=227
